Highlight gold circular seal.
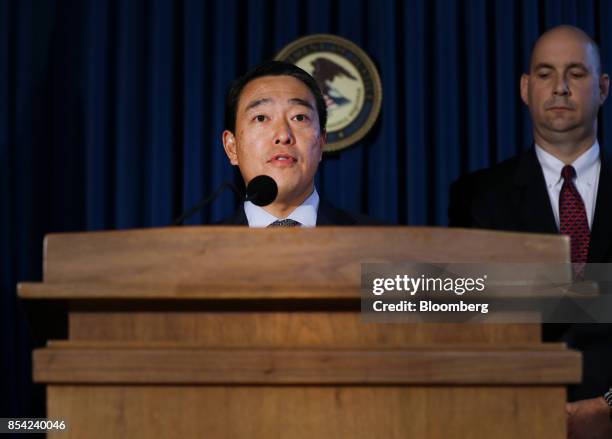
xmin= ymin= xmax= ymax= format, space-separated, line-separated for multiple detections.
xmin=276 ymin=34 xmax=382 ymax=152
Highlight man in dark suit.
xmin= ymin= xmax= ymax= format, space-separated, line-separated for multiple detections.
xmin=449 ymin=26 xmax=611 ymax=438
xmin=221 ymin=61 xmax=376 ymax=227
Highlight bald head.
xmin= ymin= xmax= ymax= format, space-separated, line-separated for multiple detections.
xmin=521 ymin=25 xmax=609 ymax=162
xmin=529 ymin=25 xmax=602 ymax=75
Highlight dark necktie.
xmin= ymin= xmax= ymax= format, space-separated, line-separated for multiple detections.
xmin=268 ymin=219 xmax=301 ymax=227
xmin=559 ymin=165 xmax=590 ymax=265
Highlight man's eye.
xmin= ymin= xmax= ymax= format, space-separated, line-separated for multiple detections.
xmin=537 ymin=72 xmax=550 ymax=79
xmin=570 ymin=71 xmax=586 ymax=78
xmin=254 ymin=115 xmax=267 ymax=122
xmin=293 ymin=114 xmax=308 ymax=122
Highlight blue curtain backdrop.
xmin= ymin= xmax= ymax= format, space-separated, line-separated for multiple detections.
xmin=2 ymin=0 xmax=612 ymax=417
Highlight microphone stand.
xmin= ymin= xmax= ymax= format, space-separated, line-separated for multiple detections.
xmin=172 ymin=181 xmax=243 ymax=226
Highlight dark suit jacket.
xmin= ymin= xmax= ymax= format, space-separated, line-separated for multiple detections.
xmin=449 ymin=147 xmax=612 ymax=401
xmin=221 ymin=198 xmax=381 ymax=226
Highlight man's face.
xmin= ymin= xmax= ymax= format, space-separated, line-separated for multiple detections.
xmin=223 ymin=75 xmax=325 ymax=205
xmin=520 ymin=29 xmax=609 ymax=141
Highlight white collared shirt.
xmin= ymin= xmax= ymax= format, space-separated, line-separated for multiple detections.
xmin=244 ymin=189 xmax=319 ymax=228
xmin=535 ymin=141 xmax=600 ymax=230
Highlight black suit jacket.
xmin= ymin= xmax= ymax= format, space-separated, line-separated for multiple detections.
xmin=449 ymin=147 xmax=612 ymax=400
xmin=221 ymin=198 xmax=381 ymax=226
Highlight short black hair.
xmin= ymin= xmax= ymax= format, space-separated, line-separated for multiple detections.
xmin=224 ymin=60 xmax=327 ymax=133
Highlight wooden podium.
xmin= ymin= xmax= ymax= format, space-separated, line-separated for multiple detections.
xmin=18 ymin=227 xmax=581 ymax=438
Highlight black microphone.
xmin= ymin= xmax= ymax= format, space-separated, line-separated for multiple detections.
xmin=245 ymin=175 xmax=278 ymax=207
xmin=172 ymin=181 xmax=242 ymax=225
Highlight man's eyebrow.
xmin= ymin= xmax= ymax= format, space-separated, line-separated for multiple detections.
xmin=533 ymin=63 xmax=555 ymax=71
xmin=244 ymin=97 xmax=314 ymax=112
xmin=566 ymin=62 xmax=589 ymax=71
xmin=244 ymin=98 xmax=272 ymax=112
xmin=288 ymin=98 xmax=314 ymax=110
xmin=533 ymin=62 xmax=589 ymax=71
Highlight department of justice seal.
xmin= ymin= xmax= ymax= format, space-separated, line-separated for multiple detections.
xmin=276 ymin=34 xmax=382 ymax=152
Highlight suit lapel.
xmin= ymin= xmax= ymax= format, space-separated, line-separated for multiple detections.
xmin=588 ymin=154 xmax=612 ymax=262
xmin=513 ymin=148 xmax=558 ymax=234
xmin=316 ymin=199 xmax=355 ymax=225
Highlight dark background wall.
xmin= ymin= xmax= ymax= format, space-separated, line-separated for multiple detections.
xmin=2 ymin=0 xmax=611 ymax=419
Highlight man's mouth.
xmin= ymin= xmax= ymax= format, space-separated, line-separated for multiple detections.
xmin=268 ymin=153 xmax=297 ymax=166
xmin=545 ymin=101 xmax=574 ymax=111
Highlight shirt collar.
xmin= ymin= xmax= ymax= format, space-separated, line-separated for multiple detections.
xmin=244 ymin=188 xmax=319 ymax=228
xmin=535 ymin=141 xmax=600 ymax=187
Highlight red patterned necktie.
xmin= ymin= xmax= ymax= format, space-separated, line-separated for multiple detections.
xmin=559 ymin=165 xmax=590 ymax=264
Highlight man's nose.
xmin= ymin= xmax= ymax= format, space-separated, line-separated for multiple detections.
xmin=274 ymin=121 xmax=294 ymax=145
xmin=553 ymin=76 xmax=570 ymax=96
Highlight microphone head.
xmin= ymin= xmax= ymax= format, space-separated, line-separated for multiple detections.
xmin=245 ymin=175 xmax=278 ymax=206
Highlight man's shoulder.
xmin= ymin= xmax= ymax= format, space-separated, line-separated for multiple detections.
xmin=455 ymin=152 xmax=526 ymax=190
xmin=451 ymin=149 xmax=538 ymax=204
xmin=216 ymin=201 xmax=383 ymax=226
xmin=317 ymin=199 xmax=383 ymax=226
xmin=448 ymin=150 xmax=535 ymax=227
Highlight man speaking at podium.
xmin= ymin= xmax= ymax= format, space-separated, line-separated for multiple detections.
xmin=220 ymin=61 xmax=376 ymax=227
xmin=450 ymin=26 xmax=612 ymax=438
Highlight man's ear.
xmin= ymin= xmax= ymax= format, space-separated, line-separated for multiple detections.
xmin=520 ymin=74 xmax=530 ymax=106
xmin=222 ymin=130 xmax=239 ymax=165
xmin=600 ymin=73 xmax=610 ymax=105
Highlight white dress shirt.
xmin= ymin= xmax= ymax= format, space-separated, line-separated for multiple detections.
xmin=535 ymin=141 xmax=600 ymax=230
xmin=244 ymin=188 xmax=319 ymax=228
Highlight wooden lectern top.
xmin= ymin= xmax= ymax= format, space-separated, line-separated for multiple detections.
xmin=18 ymin=226 xmax=569 ymax=300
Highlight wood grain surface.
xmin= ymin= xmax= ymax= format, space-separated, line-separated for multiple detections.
xmin=34 ymin=345 xmax=581 ymax=385
xmin=19 ymin=227 xmax=570 ymax=299
xmin=66 ymin=311 xmax=541 ymax=344
xmin=24 ymin=227 xmax=575 ymax=438
xmin=48 ymin=385 xmax=567 ymax=439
